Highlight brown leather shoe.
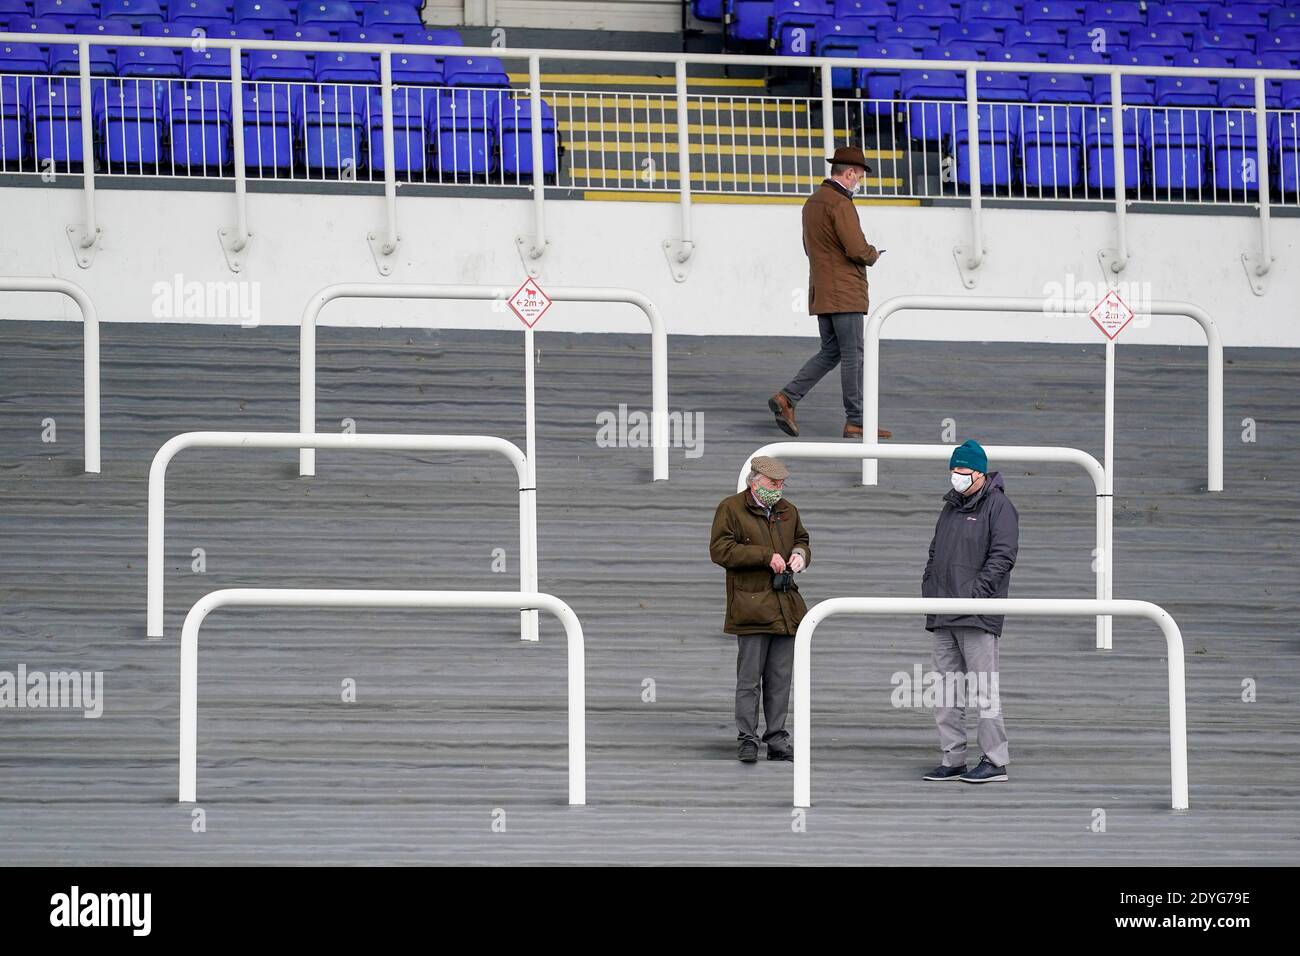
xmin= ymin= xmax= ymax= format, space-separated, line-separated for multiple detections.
xmin=768 ymin=392 xmax=799 ymax=437
xmin=843 ymin=422 xmax=893 ymax=439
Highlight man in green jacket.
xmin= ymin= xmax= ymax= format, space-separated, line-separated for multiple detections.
xmin=709 ymin=455 xmax=812 ymax=763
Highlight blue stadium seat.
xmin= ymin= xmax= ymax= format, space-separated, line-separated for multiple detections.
xmin=771 ymin=0 xmax=834 ymax=55
xmin=1132 ymin=23 xmax=1194 ymax=49
xmin=0 ymin=41 xmax=43 ymax=163
xmin=71 ymin=17 xmax=135 ymax=52
xmin=1082 ymin=107 xmax=1140 ymax=188
xmin=30 ymin=77 xmax=84 ymax=167
xmin=1153 ymin=66 xmax=1217 ymax=106
xmin=954 ymin=102 xmax=1020 ymax=188
xmin=169 ymin=0 xmax=232 ymax=24
xmin=1207 ymin=108 xmax=1260 ymax=191
xmin=165 ymin=81 xmax=231 ymax=170
xmin=854 ymin=40 xmax=919 ymax=105
xmin=726 ymin=1 xmax=775 ymax=44
xmin=1003 ymin=22 xmax=1068 ymax=55
xmin=491 ymin=94 xmax=558 ymax=177
xmin=362 ymin=3 xmax=418 ymax=28
xmin=1144 ymin=107 xmax=1208 ymax=192
xmin=241 ymin=81 xmax=294 ymax=172
xmin=298 ymin=0 xmax=357 ymax=28
xmin=961 ymin=0 xmax=1020 ymax=32
xmin=1093 ymin=48 xmax=1165 ymax=103
xmin=272 ymin=23 xmax=334 ymax=41
xmin=248 ymin=48 xmax=313 ymax=80
xmin=897 ymin=0 xmax=958 ymax=24
xmin=183 ymin=45 xmax=247 ymax=78
xmin=441 ymin=54 xmax=509 ymax=87
xmin=979 ymin=44 xmax=1033 ymax=99
xmin=903 ymin=42 xmax=969 ymax=143
xmin=1148 ymin=4 xmax=1204 ymax=29
xmin=300 ymin=84 xmax=365 ymax=174
xmin=1194 ymin=26 xmax=1254 ymax=52
xmin=142 ymin=22 xmax=216 ymax=42
xmin=1257 ymin=29 xmax=1300 ymax=55
xmin=1022 ymin=102 xmax=1085 ymax=189
xmin=94 ymin=82 xmax=166 ymax=166
xmin=1083 ymin=1 xmax=1143 ymax=26
xmin=876 ymin=19 xmax=941 ymax=48
xmin=1233 ymin=50 xmax=1290 ymax=102
xmin=1269 ymin=8 xmax=1300 ymax=30
xmin=817 ymin=16 xmax=878 ymax=57
xmin=337 ymin=23 xmax=397 ymax=43
xmin=368 ymin=85 xmax=433 ymax=174
xmin=49 ymin=39 xmax=115 ymax=74
xmin=835 ymin=0 xmax=892 ymax=25
xmin=1269 ymin=111 xmax=1300 ymax=194
xmin=692 ymin=0 xmax=724 ymax=21
xmin=0 ymin=0 xmax=33 ymax=17
xmin=938 ymin=21 xmax=1003 ymax=52
xmin=390 ymin=50 xmax=441 ymax=85
xmin=429 ymin=86 xmax=495 ymax=177
xmin=314 ymin=49 xmax=377 ymax=83
xmin=1024 ymin=2 xmax=1084 ymax=27
xmin=207 ymin=22 xmax=275 ymax=40
xmin=1032 ymin=47 xmax=1099 ymax=101
xmin=1208 ymin=6 xmax=1268 ymax=37
xmin=33 ymin=0 xmax=98 ymax=32
xmin=412 ymin=28 xmax=464 ymax=48
xmin=820 ymin=36 xmax=871 ymax=91
xmin=117 ymin=45 xmax=181 ymax=77
xmin=101 ymin=0 xmax=164 ymax=23
xmin=235 ymin=0 xmax=294 ymax=33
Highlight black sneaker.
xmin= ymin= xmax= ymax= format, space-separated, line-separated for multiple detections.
xmin=766 ymin=747 xmax=794 ymax=762
xmin=738 ymin=740 xmax=758 ymax=763
xmin=923 ymin=764 xmax=967 ymax=781
xmin=959 ymin=757 xmax=1008 ymax=783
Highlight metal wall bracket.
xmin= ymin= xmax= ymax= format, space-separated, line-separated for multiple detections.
xmin=952 ymin=245 xmax=983 ymax=288
xmin=516 ymin=235 xmax=545 ymax=279
xmin=663 ymin=239 xmax=694 ymax=282
xmin=1097 ymin=249 xmax=1127 ymax=286
xmin=66 ymin=225 xmax=101 ymax=269
xmin=218 ymin=228 xmax=251 ymax=273
xmin=1241 ymin=252 xmax=1272 ymax=296
xmin=367 ymin=231 xmax=399 ymax=276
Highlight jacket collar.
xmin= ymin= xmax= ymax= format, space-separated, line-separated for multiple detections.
xmin=822 ymin=178 xmax=855 ymax=201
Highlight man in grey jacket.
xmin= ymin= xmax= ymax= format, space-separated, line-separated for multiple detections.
xmin=920 ymin=439 xmax=1019 ymax=784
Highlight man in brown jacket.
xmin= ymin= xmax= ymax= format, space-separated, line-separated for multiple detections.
xmin=709 ymin=455 xmax=811 ymax=763
xmin=769 ymin=145 xmax=891 ymax=440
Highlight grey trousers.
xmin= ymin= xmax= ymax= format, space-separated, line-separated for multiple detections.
xmin=781 ymin=312 xmax=865 ymax=426
xmin=931 ymin=626 xmax=1010 ymax=768
xmin=735 ymin=634 xmax=795 ymax=749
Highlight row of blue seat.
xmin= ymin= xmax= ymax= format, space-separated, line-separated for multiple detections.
xmin=0 ymin=0 xmax=420 ymax=21
xmin=924 ymin=102 xmax=1300 ymax=192
xmin=0 ymin=77 xmax=559 ymax=176
xmin=1 ymin=40 xmax=502 ymax=84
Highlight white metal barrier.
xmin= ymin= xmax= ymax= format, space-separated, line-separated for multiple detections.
xmin=737 ymin=441 xmax=1115 ymax=649
xmin=147 ymin=432 xmax=538 ymax=643
xmin=791 ymin=597 xmax=1189 ymax=811
xmin=299 ymin=282 xmax=670 ymax=482
xmin=862 ymin=295 xmax=1224 ymax=492
xmin=1 ymin=276 xmax=99 ymax=473
xmin=178 ymin=587 xmax=586 ymax=806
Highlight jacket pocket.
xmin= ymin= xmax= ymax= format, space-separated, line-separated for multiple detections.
xmin=731 ymin=578 xmax=779 ymax=628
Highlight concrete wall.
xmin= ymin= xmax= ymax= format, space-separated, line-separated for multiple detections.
xmin=1 ymin=183 xmax=1296 ymax=347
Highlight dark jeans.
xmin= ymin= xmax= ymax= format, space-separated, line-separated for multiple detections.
xmin=735 ymin=633 xmax=795 ymax=750
xmin=781 ymin=312 xmax=865 ymax=426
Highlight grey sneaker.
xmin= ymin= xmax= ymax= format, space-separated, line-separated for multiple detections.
xmin=959 ymin=757 xmax=1008 ymax=783
xmin=923 ymin=764 xmax=967 ymax=781
xmin=738 ymin=740 xmax=758 ymax=763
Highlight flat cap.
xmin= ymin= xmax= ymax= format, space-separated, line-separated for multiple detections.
xmin=750 ymin=455 xmax=789 ymax=480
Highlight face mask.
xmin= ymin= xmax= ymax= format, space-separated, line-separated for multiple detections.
xmin=950 ymin=472 xmax=974 ymax=494
xmin=753 ymin=484 xmax=783 ymax=507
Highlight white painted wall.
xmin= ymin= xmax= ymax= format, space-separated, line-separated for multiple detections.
xmin=423 ymin=0 xmax=685 ymax=32
xmin=1 ymin=183 xmax=1296 ymax=348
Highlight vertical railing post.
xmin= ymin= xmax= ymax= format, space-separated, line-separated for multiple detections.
xmin=956 ymin=65 xmax=983 ymax=284
xmin=820 ymin=61 xmax=834 ymax=161
xmin=365 ymin=49 xmax=399 ymax=275
xmin=666 ymin=57 xmax=695 ymax=280
xmin=71 ymin=39 xmax=99 ymax=267
xmin=1245 ymin=72 xmax=1274 ymax=293
xmin=527 ymin=53 xmax=547 ymax=261
xmin=1107 ymin=70 xmax=1129 ymax=275
xmin=219 ymin=42 xmax=250 ymax=271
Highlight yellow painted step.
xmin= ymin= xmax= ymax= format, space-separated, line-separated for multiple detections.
xmin=547 ymin=95 xmax=810 ymax=112
xmin=565 ymin=141 xmax=904 ymax=160
xmin=509 ymin=72 xmax=768 ymax=88
xmin=583 ymin=190 xmax=920 ymax=206
xmin=559 ymin=120 xmax=852 ymax=137
xmin=569 ymin=168 xmax=904 ymax=188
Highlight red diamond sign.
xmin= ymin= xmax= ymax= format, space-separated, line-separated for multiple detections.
xmin=508 ymin=279 xmax=552 ymax=329
xmin=1089 ymin=289 xmax=1135 ymax=340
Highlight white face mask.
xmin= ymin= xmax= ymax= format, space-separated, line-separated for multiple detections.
xmin=950 ymin=471 xmax=974 ymax=494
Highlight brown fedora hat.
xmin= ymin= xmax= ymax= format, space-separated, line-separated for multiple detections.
xmin=826 ymin=145 xmax=872 ymax=173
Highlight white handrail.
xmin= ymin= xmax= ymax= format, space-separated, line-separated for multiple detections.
xmin=299 ymin=282 xmax=669 ymax=482
xmin=1 ymin=277 xmax=100 ymax=473
xmin=179 ymin=587 xmax=586 ymax=806
xmin=792 ymin=597 xmax=1188 ymax=811
xmin=862 ymin=295 xmax=1224 ymax=492
xmin=147 ymin=432 xmax=537 ymax=645
xmin=737 ymin=441 xmax=1113 ymax=649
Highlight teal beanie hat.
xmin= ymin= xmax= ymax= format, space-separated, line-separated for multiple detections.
xmin=949 ymin=439 xmax=988 ymax=473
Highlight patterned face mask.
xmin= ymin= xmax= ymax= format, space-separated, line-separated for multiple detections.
xmin=753 ymin=484 xmax=783 ymax=507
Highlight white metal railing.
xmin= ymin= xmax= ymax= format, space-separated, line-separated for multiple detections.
xmin=0 ymin=276 xmax=99 ymax=473
xmin=736 ymin=441 xmax=1113 ymax=649
xmin=2 ymin=32 xmax=1297 ymax=285
xmin=178 ymin=587 xmax=586 ymax=806
xmin=299 ymin=282 xmax=670 ymax=482
xmin=791 ymin=597 xmax=1189 ymax=811
xmin=147 ymin=432 xmax=538 ymax=643
xmin=862 ymin=295 xmax=1225 ymax=492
